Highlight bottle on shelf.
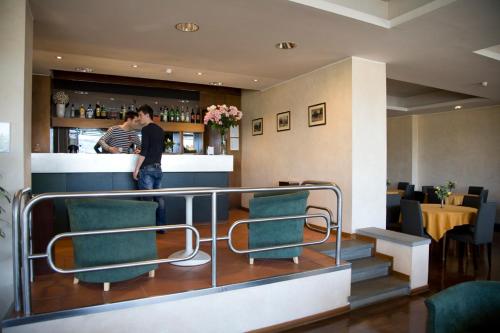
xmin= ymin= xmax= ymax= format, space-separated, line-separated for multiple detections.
xmin=95 ymin=101 xmax=101 ymax=119
xmin=70 ymin=104 xmax=75 ymax=118
xmin=79 ymin=104 xmax=85 ymax=118
xmin=175 ymin=106 xmax=180 ymax=122
xmin=162 ymin=107 xmax=168 ymax=122
xmin=195 ymin=107 xmax=201 ymax=123
xmin=101 ymin=104 xmax=107 ymax=119
xmin=121 ymin=105 xmax=127 ymax=120
xmin=180 ymin=106 xmax=185 ymax=122
xmin=86 ymin=104 xmax=94 ymax=119
xmin=190 ymin=108 xmax=195 ymax=123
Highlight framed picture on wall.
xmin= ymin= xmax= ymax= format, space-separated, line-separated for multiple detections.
xmin=276 ymin=111 xmax=291 ymax=132
xmin=308 ymin=103 xmax=326 ymax=127
xmin=252 ymin=118 xmax=263 ymax=136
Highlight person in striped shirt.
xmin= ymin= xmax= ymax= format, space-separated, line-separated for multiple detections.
xmin=98 ymin=111 xmax=141 ymax=153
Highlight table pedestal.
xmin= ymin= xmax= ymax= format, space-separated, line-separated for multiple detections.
xmin=169 ymin=194 xmax=211 ymax=266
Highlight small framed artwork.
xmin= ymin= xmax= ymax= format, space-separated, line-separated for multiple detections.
xmin=308 ymin=102 xmax=326 ymax=127
xmin=276 ymin=111 xmax=291 ymax=132
xmin=252 ymin=118 xmax=263 ymax=136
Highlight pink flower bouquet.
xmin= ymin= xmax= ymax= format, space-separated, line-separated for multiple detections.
xmin=204 ymin=104 xmax=243 ymax=135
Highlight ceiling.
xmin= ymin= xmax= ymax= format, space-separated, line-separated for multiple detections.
xmin=30 ymin=0 xmax=500 ymax=115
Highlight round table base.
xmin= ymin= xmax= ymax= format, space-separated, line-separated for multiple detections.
xmin=168 ymin=250 xmax=211 ymax=266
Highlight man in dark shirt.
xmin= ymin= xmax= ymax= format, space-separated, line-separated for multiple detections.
xmin=133 ymin=104 xmax=165 ymax=229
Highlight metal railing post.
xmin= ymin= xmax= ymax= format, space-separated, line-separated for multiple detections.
xmin=333 ymin=187 xmax=343 ymax=265
xmin=211 ymin=192 xmax=217 ymax=287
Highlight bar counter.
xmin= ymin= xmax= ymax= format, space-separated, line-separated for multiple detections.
xmin=31 ymin=153 xmax=232 ymax=233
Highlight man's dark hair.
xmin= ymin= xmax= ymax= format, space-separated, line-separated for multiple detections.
xmin=125 ymin=111 xmax=138 ymax=121
xmin=137 ymin=104 xmax=154 ymax=119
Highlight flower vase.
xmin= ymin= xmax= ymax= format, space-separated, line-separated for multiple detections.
xmin=56 ymin=103 xmax=66 ymax=118
xmin=440 ymin=199 xmax=444 ymax=208
xmin=220 ymin=133 xmax=227 ymax=155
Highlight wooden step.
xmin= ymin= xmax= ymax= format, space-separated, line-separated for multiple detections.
xmin=350 ymin=256 xmax=392 ymax=283
xmin=309 ymin=239 xmax=373 ymax=261
xmin=349 ymin=275 xmax=410 ymax=309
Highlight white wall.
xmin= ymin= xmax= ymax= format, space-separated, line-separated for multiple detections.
xmin=0 ymin=0 xmax=32 ymax=318
xmin=241 ymin=57 xmax=387 ymax=233
xmin=387 ymin=115 xmax=412 ymax=187
xmin=387 ymin=105 xmax=500 ymax=220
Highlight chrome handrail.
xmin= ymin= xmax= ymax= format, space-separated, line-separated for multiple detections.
xmin=305 ymin=205 xmax=335 ymax=233
xmin=17 ymin=184 xmax=342 ymax=315
xmin=227 ymin=213 xmax=333 ymax=254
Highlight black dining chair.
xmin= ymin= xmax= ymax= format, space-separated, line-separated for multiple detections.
xmin=397 ymin=182 xmax=410 ymax=191
xmin=462 ymin=195 xmax=481 ymax=209
xmin=421 ymin=186 xmax=434 ymax=194
xmin=426 ymin=188 xmax=441 ymax=204
xmin=386 ymin=194 xmax=401 ymax=231
xmin=400 ymin=199 xmax=429 ymax=238
xmin=413 ymin=191 xmax=426 ymax=203
xmin=446 ymin=202 xmax=497 ymax=270
xmin=480 ymin=189 xmax=489 ymax=203
xmin=403 ymin=184 xmax=415 ymax=200
xmin=468 ymin=186 xmax=484 ymax=195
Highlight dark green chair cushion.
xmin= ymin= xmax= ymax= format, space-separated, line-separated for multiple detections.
xmin=425 ymin=281 xmax=500 ymax=333
xmin=248 ymin=191 xmax=309 ymax=259
xmin=66 ymin=199 xmax=158 ymax=283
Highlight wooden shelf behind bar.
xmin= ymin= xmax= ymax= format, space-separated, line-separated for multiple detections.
xmin=51 ymin=117 xmax=205 ymax=133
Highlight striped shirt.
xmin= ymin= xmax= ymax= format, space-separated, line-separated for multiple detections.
xmin=98 ymin=126 xmax=141 ymax=153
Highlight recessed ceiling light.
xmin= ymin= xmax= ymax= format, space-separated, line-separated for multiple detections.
xmin=253 ymin=79 xmax=259 ymax=82
xmin=74 ymin=90 xmax=88 ymax=95
xmin=75 ymin=67 xmax=93 ymax=73
xmin=56 ymin=56 xmax=63 ymax=60
xmin=454 ymin=105 xmax=462 ymax=110
xmin=209 ymin=82 xmax=223 ymax=86
xmin=275 ymin=41 xmax=297 ymax=49
xmin=175 ymin=22 xmax=199 ymax=32
xmin=132 ymin=64 xmax=138 ymax=68
xmin=481 ymin=81 xmax=488 ymax=87
xmin=166 ymin=68 xmax=173 ymax=74
xmin=109 ymin=97 xmax=115 ymax=101
xmin=197 ymin=72 xmax=203 ymax=76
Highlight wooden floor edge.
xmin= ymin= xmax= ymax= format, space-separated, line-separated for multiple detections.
xmin=410 ymin=285 xmax=429 ymax=295
xmin=249 ymin=305 xmax=351 ymax=333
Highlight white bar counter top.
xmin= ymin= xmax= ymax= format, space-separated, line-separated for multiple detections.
xmin=31 ymin=153 xmax=233 ymax=173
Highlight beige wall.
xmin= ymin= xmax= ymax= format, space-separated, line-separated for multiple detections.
xmin=241 ymin=57 xmax=387 ymax=233
xmin=0 ymin=0 xmax=32 ymax=318
xmin=387 ymin=115 xmax=412 ymax=187
xmin=388 ymin=106 xmax=500 ymax=220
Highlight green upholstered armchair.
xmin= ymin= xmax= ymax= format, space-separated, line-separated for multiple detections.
xmin=66 ymin=199 xmax=159 ymax=291
xmin=248 ymin=191 xmax=309 ymax=264
xmin=425 ymin=281 xmax=500 ymax=333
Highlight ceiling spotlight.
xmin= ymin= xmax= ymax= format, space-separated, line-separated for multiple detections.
xmin=275 ymin=41 xmax=297 ymax=49
xmin=197 ymin=72 xmax=203 ymax=76
xmin=454 ymin=105 xmax=462 ymax=110
xmin=166 ymin=68 xmax=173 ymax=74
xmin=56 ymin=56 xmax=63 ymax=60
xmin=209 ymin=82 xmax=223 ymax=86
xmin=253 ymin=79 xmax=259 ymax=82
xmin=175 ymin=22 xmax=199 ymax=32
xmin=75 ymin=67 xmax=93 ymax=73
xmin=132 ymin=64 xmax=138 ymax=68
xmin=481 ymin=81 xmax=488 ymax=87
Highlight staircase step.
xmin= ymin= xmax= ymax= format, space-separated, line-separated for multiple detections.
xmin=349 ymin=275 xmax=410 ymax=309
xmin=350 ymin=256 xmax=392 ymax=283
xmin=309 ymin=239 xmax=373 ymax=261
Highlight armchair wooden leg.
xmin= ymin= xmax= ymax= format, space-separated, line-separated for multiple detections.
xmin=149 ymin=270 xmax=155 ymax=278
xmin=249 ymin=258 xmax=254 ymax=265
xmin=73 ymin=277 xmax=79 ymax=285
xmin=293 ymin=257 xmax=299 ymax=264
xmin=103 ymin=282 xmax=110 ymax=292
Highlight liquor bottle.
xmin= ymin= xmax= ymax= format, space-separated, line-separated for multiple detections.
xmin=121 ymin=105 xmax=126 ymax=120
xmin=180 ymin=106 xmax=185 ymax=122
xmin=162 ymin=107 xmax=168 ymax=122
xmin=101 ymin=104 xmax=107 ymax=119
xmin=70 ymin=104 xmax=75 ymax=118
xmin=86 ymin=104 xmax=94 ymax=119
xmin=175 ymin=106 xmax=180 ymax=122
xmin=195 ymin=107 xmax=201 ymax=123
xmin=79 ymin=104 xmax=85 ymax=118
xmin=169 ymin=106 xmax=174 ymax=122
xmin=190 ymin=108 xmax=195 ymax=123
xmin=95 ymin=101 xmax=101 ymax=119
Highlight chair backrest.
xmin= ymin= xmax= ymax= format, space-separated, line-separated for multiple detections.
xmin=421 ymin=186 xmax=434 ymax=194
xmin=413 ymin=191 xmax=426 ymax=203
xmin=462 ymin=195 xmax=481 ymax=209
xmin=386 ymin=194 xmax=401 ymax=227
xmin=403 ymin=184 xmax=415 ymax=200
xmin=426 ymin=188 xmax=440 ymax=204
xmin=397 ymin=182 xmax=409 ymax=190
xmin=474 ymin=202 xmax=497 ymax=244
xmin=400 ymin=199 xmax=425 ymax=237
xmin=480 ymin=189 xmax=489 ymax=203
xmin=425 ymin=281 xmax=500 ymax=333
xmin=468 ymin=186 xmax=484 ymax=195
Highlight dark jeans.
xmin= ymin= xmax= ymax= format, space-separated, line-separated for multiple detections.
xmin=138 ymin=165 xmax=165 ymax=226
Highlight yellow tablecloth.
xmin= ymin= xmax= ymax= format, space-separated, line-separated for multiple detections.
xmin=387 ymin=190 xmax=405 ymax=196
xmin=421 ymin=204 xmax=477 ymax=241
xmin=445 ymin=193 xmax=478 ymax=206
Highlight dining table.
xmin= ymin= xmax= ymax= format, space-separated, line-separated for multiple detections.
xmin=421 ymin=203 xmax=478 ymax=241
xmin=445 ymin=193 xmax=479 ymax=206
